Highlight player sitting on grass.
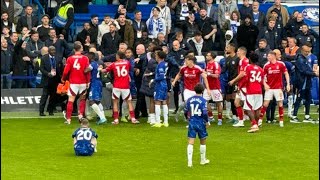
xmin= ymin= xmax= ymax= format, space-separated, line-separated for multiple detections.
xmin=72 ymin=118 xmax=98 ymax=156
xmin=184 ymin=83 xmax=210 ymax=167
xmin=84 ymin=52 xmax=107 ymax=125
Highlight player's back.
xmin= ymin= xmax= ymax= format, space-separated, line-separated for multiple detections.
xmin=155 ymin=61 xmax=168 ymax=86
xmin=245 ymin=64 xmax=264 ymax=94
xmin=186 ymin=95 xmax=208 ymax=123
xmin=238 ymin=57 xmax=249 ymax=88
xmin=72 ymin=127 xmax=98 ymax=145
xmin=65 ymin=54 xmax=90 ymax=84
xmin=90 ymin=61 xmax=102 ymax=84
xmin=107 ymin=60 xmax=130 ymax=89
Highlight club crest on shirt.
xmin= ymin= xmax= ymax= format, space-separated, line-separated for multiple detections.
xmin=302 ymin=8 xmax=319 ymax=22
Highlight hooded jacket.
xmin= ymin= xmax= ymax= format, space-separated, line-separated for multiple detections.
xmin=188 ymin=37 xmax=206 ymax=56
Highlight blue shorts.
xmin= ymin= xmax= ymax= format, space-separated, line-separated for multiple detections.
xmin=74 ymin=143 xmax=94 ymax=156
xmin=188 ymin=121 xmax=208 ymax=139
xmin=89 ymin=82 xmax=102 ymax=101
xmin=154 ymin=85 xmax=167 ymax=101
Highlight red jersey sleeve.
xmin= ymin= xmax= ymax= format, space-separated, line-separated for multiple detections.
xmin=106 ymin=62 xmax=114 ymax=73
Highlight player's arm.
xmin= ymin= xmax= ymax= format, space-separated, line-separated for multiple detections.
xmin=101 ymin=62 xmax=113 ymax=73
xmin=201 ymin=72 xmax=211 ymax=96
xmin=229 ymin=70 xmax=245 ymax=86
xmin=72 ymin=131 xmax=77 ymax=144
xmin=201 ymin=102 xmax=210 ymax=127
xmin=284 ymin=71 xmax=290 ymax=92
xmin=61 ymin=58 xmax=71 ymax=82
xmin=184 ymin=100 xmax=190 ymax=121
xmin=85 ymin=59 xmax=91 ymax=86
xmin=84 ymin=63 xmax=93 ymax=73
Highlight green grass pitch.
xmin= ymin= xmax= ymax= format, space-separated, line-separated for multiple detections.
xmin=1 ymin=110 xmax=319 ymax=180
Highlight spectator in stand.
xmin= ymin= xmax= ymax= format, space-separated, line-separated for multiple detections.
xmin=52 ymin=0 xmax=74 ymax=41
xmin=36 ymin=14 xmax=52 ymax=42
xmin=255 ymin=38 xmax=271 ymax=67
xmin=73 ymin=0 xmax=91 ymax=13
xmin=132 ymin=10 xmax=147 ymax=49
xmin=188 ymin=31 xmax=207 ymax=56
xmin=197 ymin=8 xmax=217 ymax=51
xmin=39 ymin=46 xmax=60 ymax=116
xmin=119 ymin=0 xmax=137 ymax=13
xmin=97 ymin=15 xmax=120 ymax=47
xmin=257 ymin=17 xmax=280 ymax=50
xmin=284 ymin=37 xmax=300 ymax=62
xmin=114 ymin=5 xmax=131 ymax=20
xmin=266 ymin=0 xmax=289 ymax=27
xmin=182 ymin=12 xmax=199 ymax=40
xmin=76 ymin=22 xmax=91 ymax=46
xmin=18 ymin=26 xmax=30 ymax=41
xmin=2 ymin=26 xmax=11 ymax=42
xmin=89 ymin=14 xmax=99 ymax=47
xmin=116 ymin=13 xmax=134 ymax=49
xmin=16 ymin=5 xmax=38 ymax=33
xmin=221 ymin=10 xmax=241 ymax=47
xmin=45 ymin=28 xmax=72 ymax=65
xmin=239 ymin=0 xmax=251 ymax=21
xmin=135 ymin=31 xmax=152 ymax=50
xmin=151 ymin=0 xmax=172 ymax=38
xmin=154 ymin=32 xmax=167 ymax=47
xmin=7 ymin=31 xmax=18 ymax=51
xmin=251 ymin=1 xmax=267 ymax=31
xmin=286 ymin=10 xmax=299 ymax=28
xmin=146 ymin=7 xmax=166 ymax=39
xmin=279 ymin=38 xmax=288 ymax=56
xmin=1 ymin=0 xmax=23 ymax=24
xmin=296 ymin=24 xmax=316 ymax=48
xmin=100 ymin=23 xmax=121 ymax=56
xmin=12 ymin=31 xmax=31 ymax=88
xmin=200 ymin=0 xmax=218 ymax=24
xmin=1 ymin=11 xmax=15 ymax=32
xmin=1 ymin=36 xmax=13 ymax=89
xmin=237 ymin=14 xmax=259 ymax=54
xmin=270 ymin=9 xmax=284 ymax=39
xmin=217 ymin=0 xmax=238 ymax=29
xmin=134 ymin=44 xmax=149 ymax=119
xmin=170 ymin=0 xmax=194 ymax=31
xmin=284 ymin=13 xmax=305 ymax=38
xmin=170 ymin=31 xmax=192 ymax=51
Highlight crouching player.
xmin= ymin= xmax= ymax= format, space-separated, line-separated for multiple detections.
xmin=84 ymin=52 xmax=107 ymax=125
xmin=72 ymin=118 xmax=98 ymax=156
xmin=184 ymin=84 xmax=210 ymax=167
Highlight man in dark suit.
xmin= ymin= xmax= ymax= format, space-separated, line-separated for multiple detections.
xmin=16 ymin=5 xmax=39 ymax=33
xmin=39 ymin=46 xmax=60 ymax=116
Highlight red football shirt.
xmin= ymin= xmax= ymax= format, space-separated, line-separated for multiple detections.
xmin=206 ymin=61 xmax=221 ymax=90
xmin=106 ymin=60 xmax=131 ymax=89
xmin=244 ymin=64 xmax=264 ymax=94
xmin=180 ymin=65 xmax=204 ymax=90
xmin=62 ymin=54 xmax=91 ymax=84
xmin=238 ymin=57 xmax=249 ymax=88
xmin=263 ymin=61 xmax=287 ymax=89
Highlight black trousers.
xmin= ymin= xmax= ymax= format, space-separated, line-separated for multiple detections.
xmin=39 ymin=79 xmax=59 ymax=114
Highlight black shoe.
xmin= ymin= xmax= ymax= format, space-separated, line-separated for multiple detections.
xmin=49 ymin=112 xmax=54 ymax=116
xmin=172 ymin=110 xmax=178 ymax=114
xmin=39 ymin=113 xmax=46 ymax=116
xmin=140 ymin=113 xmax=148 ymax=117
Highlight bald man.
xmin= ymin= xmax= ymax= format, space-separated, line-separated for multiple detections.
xmin=134 ymin=44 xmax=149 ymax=119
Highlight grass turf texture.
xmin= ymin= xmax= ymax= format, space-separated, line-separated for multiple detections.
xmin=1 ymin=110 xmax=319 ymax=180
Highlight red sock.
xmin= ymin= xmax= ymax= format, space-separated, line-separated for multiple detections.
xmin=259 ymin=106 xmax=267 ymax=120
xmin=66 ymin=101 xmax=73 ymax=120
xmin=208 ymin=111 xmax=213 ymax=118
xmin=79 ymin=99 xmax=86 ymax=116
xmin=218 ymin=112 xmax=222 ymax=120
xmin=236 ymin=107 xmax=244 ymax=121
xmin=113 ymin=111 xmax=119 ymax=120
xmin=129 ymin=111 xmax=135 ymax=119
xmin=279 ymin=106 xmax=284 ymax=121
xmin=251 ymin=119 xmax=257 ymax=126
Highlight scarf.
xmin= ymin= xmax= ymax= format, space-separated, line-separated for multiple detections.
xmin=148 ymin=17 xmax=163 ymax=37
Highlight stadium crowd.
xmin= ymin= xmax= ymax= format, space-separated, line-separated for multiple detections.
xmin=1 ymin=0 xmax=319 ymax=130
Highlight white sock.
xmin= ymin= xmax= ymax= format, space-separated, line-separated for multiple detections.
xmin=187 ymin=144 xmax=193 ymax=163
xmin=232 ymin=115 xmax=237 ymax=120
xmin=150 ymin=113 xmax=155 ymax=124
xmin=162 ymin=105 xmax=168 ymax=124
xmin=98 ymin=103 xmax=104 ymax=112
xmin=178 ymin=102 xmax=185 ymax=113
xmin=226 ymin=102 xmax=231 ymax=117
xmin=91 ymin=104 xmax=106 ymax=120
xmin=305 ymin=115 xmax=310 ymax=119
xmin=155 ymin=105 xmax=161 ymax=123
xmin=86 ymin=101 xmax=92 ymax=116
xmin=288 ymin=95 xmax=293 ymax=113
xmin=122 ymin=101 xmax=127 ymax=117
xmin=200 ymin=145 xmax=206 ymax=162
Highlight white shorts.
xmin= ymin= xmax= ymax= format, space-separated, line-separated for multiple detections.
xmin=264 ymin=89 xmax=283 ymax=101
xmin=203 ymin=89 xmax=223 ymax=102
xmin=183 ymin=89 xmax=196 ymax=102
xmin=68 ymin=84 xmax=87 ymax=96
xmin=243 ymin=94 xmax=263 ymax=111
xmin=112 ymin=88 xmax=132 ymax=100
xmin=235 ymin=88 xmax=246 ymax=101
